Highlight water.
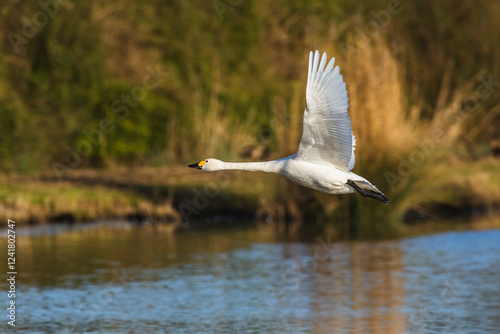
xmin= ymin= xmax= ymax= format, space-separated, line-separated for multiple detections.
xmin=2 ymin=217 xmax=500 ymax=333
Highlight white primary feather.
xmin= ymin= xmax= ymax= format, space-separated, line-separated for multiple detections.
xmin=296 ymin=51 xmax=356 ymax=172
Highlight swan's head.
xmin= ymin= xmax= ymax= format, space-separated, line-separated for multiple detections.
xmin=188 ymin=158 xmax=223 ymax=172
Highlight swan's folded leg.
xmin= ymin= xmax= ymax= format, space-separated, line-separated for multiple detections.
xmin=346 ymin=180 xmax=390 ymax=205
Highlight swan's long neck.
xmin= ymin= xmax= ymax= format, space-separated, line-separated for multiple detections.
xmin=216 ymin=159 xmax=286 ymax=174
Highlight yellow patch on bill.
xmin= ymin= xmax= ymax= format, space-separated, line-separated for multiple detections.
xmin=198 ymin=161 xmax=206 ymax=167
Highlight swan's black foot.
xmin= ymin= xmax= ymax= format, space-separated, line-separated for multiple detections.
xmin=347 ymin=180 xmax=390 ymax=205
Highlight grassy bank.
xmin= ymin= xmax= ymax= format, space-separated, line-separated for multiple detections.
xmin=1 ymin=152 xmax=499 ymax=238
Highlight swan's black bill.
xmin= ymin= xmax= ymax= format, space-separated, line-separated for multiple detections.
xmin=188 ymin=161 xmax=205 ymax=169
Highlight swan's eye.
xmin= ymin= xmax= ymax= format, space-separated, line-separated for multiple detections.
xmin=205 ymin=160 xmax=208 ymax=163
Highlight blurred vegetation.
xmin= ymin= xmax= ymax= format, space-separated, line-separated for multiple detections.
xmin=0 ymin=0 xmax=499 ymax=233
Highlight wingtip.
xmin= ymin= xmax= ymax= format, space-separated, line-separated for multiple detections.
xmin=314 ymin=50 xmax=320 ymax=65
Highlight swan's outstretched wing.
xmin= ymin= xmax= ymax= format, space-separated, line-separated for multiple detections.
xmin=295 ymin=51 xmax=355 ymax=172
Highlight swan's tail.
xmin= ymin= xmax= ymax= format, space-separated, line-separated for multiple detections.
xmin=347 ymin=180 xmax=389 ymax=205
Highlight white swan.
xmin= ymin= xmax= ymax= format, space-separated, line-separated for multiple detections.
xmin=189 ymin=51 xmax=389 ymax=204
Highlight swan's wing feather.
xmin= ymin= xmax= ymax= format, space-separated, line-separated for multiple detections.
xmin=296 ymin=51 xmax=355 ymax=172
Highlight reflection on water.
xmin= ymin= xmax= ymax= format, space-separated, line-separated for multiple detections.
xmin=2 ymin=216 xmax=500 ymax=333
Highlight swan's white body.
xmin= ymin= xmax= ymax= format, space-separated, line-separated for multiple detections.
xmin=189 ymin=51 xmax=388 ymax=204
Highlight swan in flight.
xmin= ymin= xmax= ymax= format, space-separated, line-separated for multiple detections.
xmin=189 ymin=51 xmax=389 ymax=204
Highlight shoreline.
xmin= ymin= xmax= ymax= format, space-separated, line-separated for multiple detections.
xmin=1 ymin=163 xmax=500 ymax=230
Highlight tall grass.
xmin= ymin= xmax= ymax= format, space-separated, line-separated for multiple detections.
xmin=328 ymin=35 xmax=498 ymax=226
xmin=1 ymin=0 xmax=499 ymax=231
